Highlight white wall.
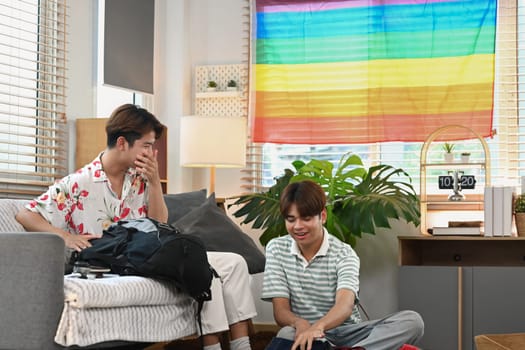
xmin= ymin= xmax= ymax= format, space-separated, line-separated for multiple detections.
xmin=153 ymin=0 xmax=246 ymax=197
xmin=66 ymin=0 xmax=422 ymax=325
xmin=153 ymin=0 xmax=193 ymax=194
xmin=66 ymin=0 xmax=96 ymax=120
xmin=66 ymin=0 xmax=97 ymax=171
xmin=353 ymin=220 xmax=420 ymax=320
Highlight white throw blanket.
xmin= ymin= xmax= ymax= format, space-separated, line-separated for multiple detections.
xmin=55 ymin=275 xmax=197 ymax=347
xmin=62 ymin=275 xmax=183 ymax=308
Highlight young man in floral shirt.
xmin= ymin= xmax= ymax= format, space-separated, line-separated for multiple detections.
xmin=16 ymin=104 xmax=256 ymax=350
xmin=17 ymin=104 xmax=167 ymax=251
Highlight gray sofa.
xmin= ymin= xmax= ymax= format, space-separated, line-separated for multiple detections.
xmin=0 ymin=192 xmax=265 ymax=350
xmin=0 ymin=199 xmax=64 ymax=350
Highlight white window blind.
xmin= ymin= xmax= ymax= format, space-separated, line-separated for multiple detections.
xmin=242 ymin=0 xmax=524 ymax=195
xmin=0 ymin=0 xmax=67 ymax=198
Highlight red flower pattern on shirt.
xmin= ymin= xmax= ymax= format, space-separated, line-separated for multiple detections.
xmin=25 ymin=154 xmax=149 ymax=236
xmin=138 ymin=181 xmax=145 ymax=195
xmin=120 ymin=207 xmax=131 ymax=219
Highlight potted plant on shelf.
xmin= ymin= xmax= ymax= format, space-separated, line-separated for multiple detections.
xmin=207 ymin=80 xmax=217 ymax=92
xmin=229 ymin=152 xmax=420 ymax=247
xmin=514 ymin=194 xmax=525 ymax=237
xmin=442 ymin=142 xmax=455 ymax=163
xmin=226 ymin=80 xmax=237 ymax=91
xmin=461 ymin=152 xmax=471 ymax=163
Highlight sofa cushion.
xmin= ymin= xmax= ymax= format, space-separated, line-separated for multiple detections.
xmin=0 ymin=199 xmax=29 ymax=233
xmin=172 ymin=194 xmax=266 ymax=274
xmin=163 ymin=189 xmax=207 ymax=224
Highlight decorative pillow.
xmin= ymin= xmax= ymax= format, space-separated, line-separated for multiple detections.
xmin=173 ymin=194 xmax=266 ymax=274
xmin=163 ymin=189 xmax=207 ymax=224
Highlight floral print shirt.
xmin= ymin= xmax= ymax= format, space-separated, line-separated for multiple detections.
xmin=26 ymin=154 xmax=149 ymax=236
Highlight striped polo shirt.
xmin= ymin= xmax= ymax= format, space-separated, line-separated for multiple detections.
xmin=261 ymin=230 xmax=362 ymax=325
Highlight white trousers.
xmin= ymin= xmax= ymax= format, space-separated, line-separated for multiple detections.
xmin=199 ymin=252 xmax=257 ymax=335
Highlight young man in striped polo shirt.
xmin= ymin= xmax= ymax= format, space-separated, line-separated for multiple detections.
xmin=261 ymin=180 xmax=424 ymax=350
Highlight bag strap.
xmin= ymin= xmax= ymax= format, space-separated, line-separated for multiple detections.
xmin=196 ymin=299 xmax=205 ymax=350
xmin=195 ymin=270 xmax=219 ymax=350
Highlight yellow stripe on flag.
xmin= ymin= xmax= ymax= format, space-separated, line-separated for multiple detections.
xmin=255 ymin=83 xmax=494 ymax=118
xmin=255 ymin=54 xmax=495 ymax=92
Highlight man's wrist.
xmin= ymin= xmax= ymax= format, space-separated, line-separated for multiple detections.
xmin=147 ymin=179 xmax=163 ymax=192
xmin=292 ymin=317 xmax=308 ymax=328
xmin=312 ymin=322 xmax=325 ymax=333
xmin=51 ymin=228 xmax=68 ymax=239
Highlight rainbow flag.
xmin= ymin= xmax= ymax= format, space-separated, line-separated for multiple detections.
xmin=253 ymin=0 xmax=496 ymax=144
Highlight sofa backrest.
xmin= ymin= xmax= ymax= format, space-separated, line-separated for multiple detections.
xmin=0 ymin=198 xmax=29 ymax=233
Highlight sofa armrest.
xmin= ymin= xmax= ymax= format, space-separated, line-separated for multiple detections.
xmin=0 ymin=232 xmax=65 ymax=349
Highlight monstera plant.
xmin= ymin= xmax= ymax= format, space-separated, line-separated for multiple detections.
xmin=229 ymin=152 xmax=420 ymax=247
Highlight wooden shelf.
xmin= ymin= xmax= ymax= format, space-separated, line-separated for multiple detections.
xmin=195 ymin=91 xmax=241 ymax=98
xmin=419 ymin=125 xmax=491 ymax=234
xmin=421 ymin=162 xmax=486 ymax=169
xmin=399 ymin=235 xmax=525 ymax=266
xmin=194 ymin=64 xmax=246 ymax=118
xmin=421 ymin=200 xmax=483 ymax=205
xmin=75 ymin=118 xmax=107 ymax=170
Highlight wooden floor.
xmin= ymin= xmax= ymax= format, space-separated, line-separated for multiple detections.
xmin=145 ymin=331 xmax=276 ymax=350
xmin=145 ymin=324 xmax=278 ymax=350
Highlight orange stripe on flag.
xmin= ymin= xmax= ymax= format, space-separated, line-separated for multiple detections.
xmin=252 ymin=110 xmax=493 ymax=144
xmin=255 ymin=83 xmax=494 ymax=118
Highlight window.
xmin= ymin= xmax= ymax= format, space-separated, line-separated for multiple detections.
xmin=0 ymin=0 xmax=67 ymax=198
xmin=244 ymin=0 xmax=524 ymax=196
xmin=95 ymin=0 xmax=152 ymax=117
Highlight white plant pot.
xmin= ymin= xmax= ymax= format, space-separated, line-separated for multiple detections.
xmin=461 ymin=154 xmax=470 ymax=163
xmin=444 ymin=153 xmax=454 ymax=163
xmin=226 ymin=87 xmax=237 ymax=91
xmin=206 ymin=87 xmax=217 ymax=92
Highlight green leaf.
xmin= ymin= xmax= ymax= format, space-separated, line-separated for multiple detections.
xmin=228 ymin=152 xmax=420 ymax=248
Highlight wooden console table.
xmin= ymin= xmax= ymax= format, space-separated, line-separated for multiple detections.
xmin=398 ymin=236 xmax=525 ymax=350
xmin=399 ymin=235 xmax=525 ymax=267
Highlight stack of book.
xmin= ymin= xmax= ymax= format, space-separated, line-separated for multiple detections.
xmin=484 ymin=186 xmax=514 ymax=237
xmin=429 ymin=221 xmax=482 ymax=236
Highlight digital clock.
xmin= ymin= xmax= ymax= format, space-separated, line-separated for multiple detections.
xmin=438 ymin=175 xmax=476 ymax=190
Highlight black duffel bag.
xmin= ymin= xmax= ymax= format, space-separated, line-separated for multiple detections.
xmin=72 ymin=217 xmax=215 ymax=303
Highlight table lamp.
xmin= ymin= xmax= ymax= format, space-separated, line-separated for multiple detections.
xmin=180 ymin=115 xmax=247 ymax=194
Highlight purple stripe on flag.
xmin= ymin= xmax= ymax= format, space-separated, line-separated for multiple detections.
xmin=257 ymin=0 xmax=459 ymax=13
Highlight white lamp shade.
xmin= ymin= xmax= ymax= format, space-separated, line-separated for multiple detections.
xmin=180 ymin=116 xmax=247 ymax=168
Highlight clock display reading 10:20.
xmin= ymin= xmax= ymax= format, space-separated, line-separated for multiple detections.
xmin=438 ymin=175 xmax=476 ymax=190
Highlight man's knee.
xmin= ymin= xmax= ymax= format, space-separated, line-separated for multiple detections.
xmin=276 ymin=326 xmax=295 ymax=341
xmin=398 ymin=310 xmax=424 ymax=339
xmin=222 ymin=252 xmax=250 ymax=279
xmin=229 ymin=252 xmax=249 ymax=271
xmin=210 ymin=252 xmax=248 ymax=275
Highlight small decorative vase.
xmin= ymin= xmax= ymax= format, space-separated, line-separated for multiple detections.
xmin=444 ymin=153 xmax=454 ymax=163
xmin=515 ymin=212 xmax=525 ymax=237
